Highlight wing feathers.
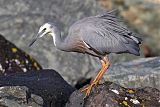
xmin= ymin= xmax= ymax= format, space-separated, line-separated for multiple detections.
xmin=69 ymin=10 xmax=142 ymax=56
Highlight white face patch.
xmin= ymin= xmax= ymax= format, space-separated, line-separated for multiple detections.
xmin=38 ymin=23 xmax=52 ymax=37
xmin=38 ymin=23 xmax=57 ymax=46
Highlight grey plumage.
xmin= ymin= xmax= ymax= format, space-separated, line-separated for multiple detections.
xmin=67 ymin=11 xmax=142 ymax=57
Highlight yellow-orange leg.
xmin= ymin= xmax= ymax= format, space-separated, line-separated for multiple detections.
xmin=81 ymin=58 xmax=110 ymax=98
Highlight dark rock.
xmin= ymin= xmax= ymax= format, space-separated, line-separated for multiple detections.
xmin=66 ymin=81 xmax=160 ymax=107
xmin=0 ymin=86 xmax=43 ymax=107
xmin=0 ymin=34 xmax=42 ymax=74
xmin=0 ymin=69 xmax=75 ymax=107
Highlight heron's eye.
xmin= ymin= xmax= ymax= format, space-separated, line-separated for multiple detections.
xmin=43 ymin=28 xmax=46 ymax=31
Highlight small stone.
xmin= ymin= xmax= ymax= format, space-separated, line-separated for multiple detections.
xmin=128 ymin=90 xmax=135 ymax=94
xmin=111 ymin=89 xmax=119 ymax=94
xmin=11 ymin=48 xmax=17 ymax=53
xmin=125 ymin=97 xmax=128 ymax=100
xmin=122 ymin=101 xmax=130 ymax=107
xmin=130 ymin=98 xmax=140 ymax=104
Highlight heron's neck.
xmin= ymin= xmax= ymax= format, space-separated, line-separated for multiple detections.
xmin=51 ymin=32 xmax=69 ymax=51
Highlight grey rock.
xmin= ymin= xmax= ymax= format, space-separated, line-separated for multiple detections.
xmin=0 ymin=86 xmax=43 ymax=107
xmin=0 ymin=70 xmax=75 ymax=107
xmin=106 ymin=57 xmax=160 ymax=90
xmin=0 ymin=0 xmax=143 ymax=85
xmin=66 ymin=81 xmax=160 ymax=107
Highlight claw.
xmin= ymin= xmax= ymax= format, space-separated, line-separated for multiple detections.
xmin=81 ymin=80 xmax=99 ymax=99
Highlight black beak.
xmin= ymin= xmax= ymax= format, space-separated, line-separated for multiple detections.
xmin=29 ymin=31 xmax=44 ymax=47
xmin=29 ymin=36 xmax=38 ymax=47
xmin=29 ymin=34 xmax=39 ymax=47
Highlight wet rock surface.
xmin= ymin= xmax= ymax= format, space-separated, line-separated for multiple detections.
xmin=0 ymin=86 xmax=43 ymax=107
xmin=0 ymin=34 xmax=42 ymax=74
xmin=0 ymin=70 xmax=75 ymax=107
xmin=66 ymin=81 xmax=160 ymax=107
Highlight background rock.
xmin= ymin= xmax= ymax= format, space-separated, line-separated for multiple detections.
xmin=66 ymin=81 xmax=160 ymax=107
xmin=0 ymin=0 xmax=143 ymax=85
xmin=106 ymin=57 xmax=160 ymax=90
xmin=0 ymin=70 xmax=75 ymax=107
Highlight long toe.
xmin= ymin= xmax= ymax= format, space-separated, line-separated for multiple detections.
xmin=80 ymin=81 xmax=99 ymax=99
xmin=81 ymin=85 xmax=92 ymax=99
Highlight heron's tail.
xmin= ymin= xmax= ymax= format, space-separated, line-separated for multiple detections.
xmin=124 ymin=35 xmax=142 ymax=56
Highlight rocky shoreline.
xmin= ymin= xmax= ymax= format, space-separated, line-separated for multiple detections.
xmin=0 ymin=34 xmax=159 ymax=107
xmin=0 ymin=0 xmax=160 ymax=106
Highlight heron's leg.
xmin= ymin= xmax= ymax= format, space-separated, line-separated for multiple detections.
xmin=81 ymin=57 xmax=110 ymax=98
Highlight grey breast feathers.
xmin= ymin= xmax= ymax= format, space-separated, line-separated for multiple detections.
xmin=76 ymin=10 xmax=142 ymax=56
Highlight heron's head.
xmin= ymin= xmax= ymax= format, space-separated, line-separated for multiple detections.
xmin=29 ymin=22 xmax=57 ymax=47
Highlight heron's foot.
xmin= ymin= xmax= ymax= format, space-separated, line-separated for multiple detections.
xmin=80 ymin=80 xmax=99 ymax=99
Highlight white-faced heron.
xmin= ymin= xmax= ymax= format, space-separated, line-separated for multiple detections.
xmin=29 ymin=10 xmax=142 ymax=98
